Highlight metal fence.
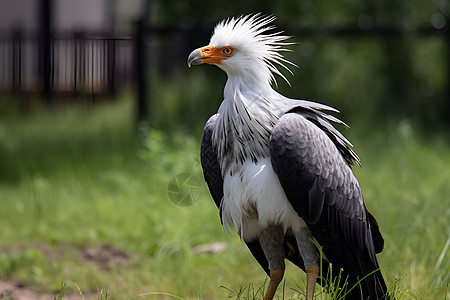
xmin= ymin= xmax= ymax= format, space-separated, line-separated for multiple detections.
xmin=0 ymin=29 xmax=135 ymax=100
xmin=0 ymin=17 xmax=447 ymax=122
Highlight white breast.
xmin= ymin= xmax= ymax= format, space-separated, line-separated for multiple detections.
xmin=221 ymin=157 xmax=308 ymax=241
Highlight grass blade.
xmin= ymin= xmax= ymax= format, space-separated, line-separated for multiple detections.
xmin=53 ymin=282 xmax=67 ymax=300
xmin=74 ymin=282 xmax=85 ymax=300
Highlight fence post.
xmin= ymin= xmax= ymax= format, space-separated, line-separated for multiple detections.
xmin=39 ymin=0 xmax=52 ymax=105
xmin=446 ymin=15 xmax=450 ymax=121
xmin=135 ymin=19 xmax=148 ymax=123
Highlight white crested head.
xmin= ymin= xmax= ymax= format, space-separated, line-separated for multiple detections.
xmin=208 ymin=14 xmax=295 ymax=86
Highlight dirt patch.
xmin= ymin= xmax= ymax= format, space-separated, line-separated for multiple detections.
xmin=80 ymin=244 xmax=130 ymax=271
xmin=0 ymin=242 xmax=75 ymax=261
xmin=0 ymin=243 xmax=131 ymax=299
xmin=191 ymin=242 xmax=227 ymax=255
xmin=0 ymin=242 xmax=131 ymax=271
xmin=0 ymin=280 xmax=97 ymax=300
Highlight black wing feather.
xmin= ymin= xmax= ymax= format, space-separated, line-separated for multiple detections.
xmin=200 ymin=114 xmax=223 ymax=210
xmin=270 ymin=111 xmax=388 ymax=299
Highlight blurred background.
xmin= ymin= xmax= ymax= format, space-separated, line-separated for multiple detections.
xmin=0 ymin=0 xmax=449 ymax=299
xmin=0 ymin=0 xmax=448 ymax=129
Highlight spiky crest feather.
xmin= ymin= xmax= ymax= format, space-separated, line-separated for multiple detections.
xmin=210 ymin=14 xmax=296 ymax=86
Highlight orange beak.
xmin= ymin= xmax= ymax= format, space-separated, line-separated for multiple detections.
xmin=187 ymin=45 xmax=228 ymax=67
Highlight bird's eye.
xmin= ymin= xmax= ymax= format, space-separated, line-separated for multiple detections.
xmin=222 ymin=47 xmax=234 ymax=56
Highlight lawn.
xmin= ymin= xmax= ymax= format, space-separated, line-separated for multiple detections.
xmin=0 ymin=97 xmax=448 ymax=299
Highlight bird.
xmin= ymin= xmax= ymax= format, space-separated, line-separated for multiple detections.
xmin=188 ymin=14 xmax=388 ymax=300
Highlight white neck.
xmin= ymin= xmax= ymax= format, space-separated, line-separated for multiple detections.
xmin=212 ymin=72 xmax=291 ymax=174
xmin=223 ymin=71 xmax=276 ymax=104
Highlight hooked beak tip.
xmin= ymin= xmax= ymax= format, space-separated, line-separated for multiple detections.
xmin=187 ymin=49 xmax=203 ymax=68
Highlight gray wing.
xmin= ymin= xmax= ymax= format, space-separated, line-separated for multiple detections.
xmin=200 ymin=112 xmax=354 ymax=285
xmin=200 ymin=114 xmax=223 ymax=209
xmin=269 ymin=110 xmax=387 ymax=298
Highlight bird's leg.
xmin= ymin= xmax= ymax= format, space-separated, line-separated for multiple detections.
xmin=305 ymin=264 xmax=319 ymax=300
xmin=294 ymin=227 xmax=319 ymax=300
xmin=264 ymin=266 xmax=285 ymax=300
xmin=258 ymin=225 xmax=286 ymax=300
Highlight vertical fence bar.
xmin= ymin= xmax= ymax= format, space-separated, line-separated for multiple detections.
xmin=40 ymin=0 xmax=52 ymax=105
xmin=74 ymin=32 xmax=78 ymax=93
xmin=12 ymin=28 xmax=22 ymax=92
xmin=107 ymin=37 xmax=116 ymax=96
xmin=80 ymin=33 xmax=85 ymax=93
xmin=135 ymin=19 xmax=148 ymax=123
xmin=91 ymin=39 xmax=95 ymax=101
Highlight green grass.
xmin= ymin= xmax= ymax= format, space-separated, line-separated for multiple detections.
xmin=0 ymin=97 xmax=448 ymax=299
